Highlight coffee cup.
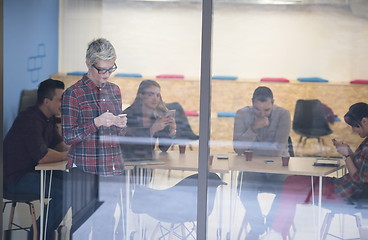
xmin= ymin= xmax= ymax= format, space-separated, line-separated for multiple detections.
xmin=282 ymin=156 xmax=290 ymax=166
xmin=244 ymin=150 xmax=253 ymax=161
xmin=179 ymin=145 xmax=186 ymax=154
xmin=208 ymin=155 xmax=214 ymax=165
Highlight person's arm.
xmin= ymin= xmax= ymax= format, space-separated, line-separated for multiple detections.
xmin=233 ymin=108 xmax=258 ymax=154
xmin=38 ymin=148 xmax=68 ymax=164
xmin=332 ymin=139 xmax=360 ymax=179
xmin=61 ymin=89 xmax=99 ymax=145
xmin=266 ymin=109 xmax=291 ymax=157
xmin=346 ymin=144 xmax=368 ymax=182
xmin=53 ymin=141 xmax=70 ymax=152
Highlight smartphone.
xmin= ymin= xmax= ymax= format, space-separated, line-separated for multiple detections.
xmin=166 ymin=110 xmax=176 ymax=119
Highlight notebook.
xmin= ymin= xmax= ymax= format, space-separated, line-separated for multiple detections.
xmin=313 ymin=158 xmax=340 ymax=167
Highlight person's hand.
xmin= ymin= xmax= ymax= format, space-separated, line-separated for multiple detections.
xmin=151 ymin=116 xmax=171 ymax=136
xmin=332 ymin=139 xmax=352 ymax=157
xmin=251 ymin=117 xmax=270 ymax=132
xmin=168 ymin=116 xmax=176 ymax=136
xmin=113 ymin=114 xmax=127 ymax=128
xmin=94 ymin=112 xmax=120 ymax=128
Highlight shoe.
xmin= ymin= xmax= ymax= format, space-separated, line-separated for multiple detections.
xmin=261 ymin=230 xmax=283 ymax=240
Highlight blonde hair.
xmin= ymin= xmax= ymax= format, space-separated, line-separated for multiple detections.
xmin=132 ymin=80 xmax=168 ymax=116
xmin=86 ymin=38 xmax=116 ymax=65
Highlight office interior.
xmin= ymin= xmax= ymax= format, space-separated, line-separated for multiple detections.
xmin=2 ymin=0 xmax=368 ymax=239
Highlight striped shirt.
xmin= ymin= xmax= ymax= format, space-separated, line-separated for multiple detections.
xmin=334 ymin=137 xmax=368 ymax=199
xmin=61 ymin=74 xmax=125 ymax=175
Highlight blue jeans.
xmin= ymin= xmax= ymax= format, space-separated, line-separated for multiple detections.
xmin=4 ymin=171 xmax=68 ymax=240
xmin=237 ymin=172 xmax=287 ymax=237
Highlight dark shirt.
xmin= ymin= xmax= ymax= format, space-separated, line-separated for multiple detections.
xmin=122 ymin=103 xmax=173 ymax=160
xmin=3 ymin=106 xmax=63 ymax=184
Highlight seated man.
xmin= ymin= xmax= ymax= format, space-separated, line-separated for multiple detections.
xmin=233 ymin=86 xmax=291 ymax=239
xmin=3 ymin=79 xmax=70 ymax=239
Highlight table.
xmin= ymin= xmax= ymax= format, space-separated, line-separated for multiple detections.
xmin=35 ymin=160 xmax=68 ymax=240
xmin=149 ymin=151 xmax=229 ymax=173
xmin=228 ymin=154 xmax=345 ymax=240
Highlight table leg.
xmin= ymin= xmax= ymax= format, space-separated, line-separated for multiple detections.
xmin=40 ymin=170 xmax=44 ymax=240
xmin=44 ymin=170 xmax=53 ymax=240
xmin=318 ymin=176 xmax=323 ymax=240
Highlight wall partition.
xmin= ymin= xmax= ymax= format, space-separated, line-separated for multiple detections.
xmin=56 ymin=0 xmax=368 ymax=240
xmin=3 ymin=0 xmax=368 ymax=239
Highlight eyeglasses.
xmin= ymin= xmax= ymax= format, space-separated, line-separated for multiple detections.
xmin=92 ymin=63 xmax=117 ymax=74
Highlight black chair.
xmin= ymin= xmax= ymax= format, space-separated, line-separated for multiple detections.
xmin=18 ymin=89 xmax=38 ymax=113
xmin=18 ymin=88 xmax=61 ymax=124
xmin=130 ymin=172 xmax=226 ymax=239
xmin=2 ymin=190 xmax=39 ymax=240
xmin=292 ymin=99 xmax=333 ymax=155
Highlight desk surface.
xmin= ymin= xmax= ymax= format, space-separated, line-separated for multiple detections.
xmin=35 ymin=160 xmax=68 ymax=171
xmin=229 ymin=154 xmax=345 ymax=176
xmin=135 ymin=151 xmax=229 ymax=173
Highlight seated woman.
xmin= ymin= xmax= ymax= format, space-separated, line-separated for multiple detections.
xmin=264 ymin=102 xmax=368 ymax=240
xmin=122 ymin=80 xmax=176 ymax=161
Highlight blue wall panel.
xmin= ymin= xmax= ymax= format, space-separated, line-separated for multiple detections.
xmin=4 ymin=0 xmax=59 ymax=134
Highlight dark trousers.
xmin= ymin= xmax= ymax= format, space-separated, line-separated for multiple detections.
xmin=4 ymin=171 xmax=68 ymax=240
xmin=237 ymin=172 xmax=287 ymax=237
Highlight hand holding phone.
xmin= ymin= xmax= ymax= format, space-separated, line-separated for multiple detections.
xmin=166 ymin=110 xmax=176 ymax=119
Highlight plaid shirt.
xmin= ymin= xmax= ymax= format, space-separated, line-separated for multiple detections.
xmin=334 ymin=137 xmax=368 ymax=199
xmin=61 ymin=74 xmax=125 ymax=175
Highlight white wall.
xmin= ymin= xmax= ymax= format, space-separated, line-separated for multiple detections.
xmin=59 ymin=1 xmax=368 ymax=82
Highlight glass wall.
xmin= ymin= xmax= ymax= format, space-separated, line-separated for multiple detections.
xmin=4 ymin=0 xmax=368 ymax=239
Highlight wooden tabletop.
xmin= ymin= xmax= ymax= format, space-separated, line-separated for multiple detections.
xmin=229 ymin=154 xmax=345 ymax=176
xmin=130 ymin=150 xmax=345 ymax=177
xmin=35 ymin=160 xmax=68 ymax=171
xmin=139 ymin=150 xmax=230 ymax=173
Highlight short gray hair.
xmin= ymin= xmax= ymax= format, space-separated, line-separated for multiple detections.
xmin=86 ymin=38 xmax=116 ymax=65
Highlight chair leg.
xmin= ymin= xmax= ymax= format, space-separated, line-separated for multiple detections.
xmin=302 ymin=137 xmax=308 ymax=151
xmin=8 ymin=202 xmax=16 ymax=230
xmin=237 ymin=214 xmax=248 ymax=240
xmin=150 ymin=222 xmax=160 ymax=240
xmin=320 ymin=212 xmax=334 ymax=240
xmin=168 ymin=223 xmax=175 ymax=240
xmin=295 ymin=136 xmax=303 ymax=156
xmin=355 ymin=214 xmax=368 ymax=240
xmin=181 ymin=224 xmax=186 ymax=239
xmin=28 ymin=203 xmax=38 ymax=240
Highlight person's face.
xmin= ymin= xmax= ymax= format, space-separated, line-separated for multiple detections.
xmin=352 ymin=118 xmax=368 ymax=138
xmin=252 ymin=99 xmax=273 ymax=118
xmin=139 ymin=86 xmax=161 ymax=110
xmin=45 ymin=88 xmax=63 ymax=117
xmin=87 ymin=59 xmax=116 ymax=87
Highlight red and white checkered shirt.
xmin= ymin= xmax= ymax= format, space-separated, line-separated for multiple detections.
xmin=61 ymin=74 xmax=125 ymax=175
xmin=334 ymin=137 xmax=368 ymax=199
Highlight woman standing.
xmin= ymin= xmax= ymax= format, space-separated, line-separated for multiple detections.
xmin=62 ymin=38 xmax=127 ymax=176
